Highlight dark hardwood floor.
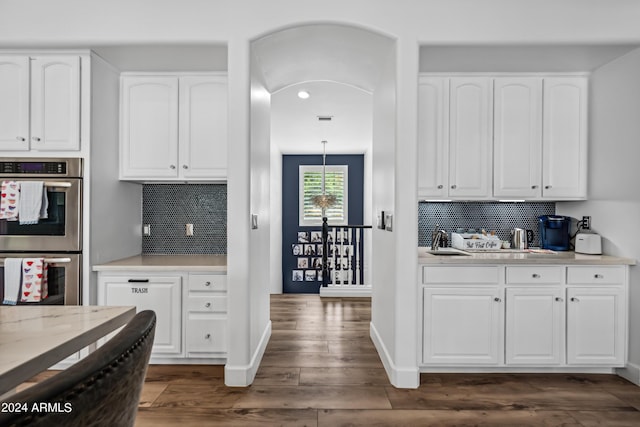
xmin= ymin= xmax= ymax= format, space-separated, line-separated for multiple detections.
xmin=22 ymin=294 xmax=640 ymax=426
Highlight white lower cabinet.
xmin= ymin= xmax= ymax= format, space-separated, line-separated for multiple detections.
xmin=505 ymin=287 xmax=564 ymax=365
xmin=98 ymin=275 xmax=183 ymax=355
xmin=423 ymin=287 xmax=503 ymax=364
xmin=97 ymin=270 xmax=227 ymax=361
xmin=422 ymin=264 xmax=628 ymax=370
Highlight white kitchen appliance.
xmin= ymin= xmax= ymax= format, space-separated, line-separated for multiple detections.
xmin=575 ymin=233 xmax=602 ymax=255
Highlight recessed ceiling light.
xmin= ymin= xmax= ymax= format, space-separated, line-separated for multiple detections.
xmin=297 ymin=90 xmax=310 ymax=99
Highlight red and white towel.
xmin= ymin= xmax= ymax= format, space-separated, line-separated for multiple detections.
xmin=20 ymin=258 xmax=48 ymax=303
xmin=0 ymin=181 xmax=19 ymax=220
xmin=2 ymin=258 xmax=22 ymax=305
xmin=0 ymin=181 xmax=48 ymax=224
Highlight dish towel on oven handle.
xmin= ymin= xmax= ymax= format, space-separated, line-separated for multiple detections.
xmin=20 ymin=258 xmax=48 ymax=303
xmin=18 ymin=181 xmax=48 ymax=225
xmin=0 ymin=181 xmax=20 ymax=221
xmin=2 ymin=258 xmax=22 ymax=305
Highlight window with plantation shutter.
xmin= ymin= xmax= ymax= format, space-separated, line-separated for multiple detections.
xmin=299 ymin=165 xmax=348 ymax=226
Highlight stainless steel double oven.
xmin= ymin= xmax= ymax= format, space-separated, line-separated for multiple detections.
xmin=0 ymin=158 xmax=82 ymax=305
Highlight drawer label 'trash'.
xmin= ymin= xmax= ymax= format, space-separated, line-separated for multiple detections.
xmin=131 ymin=287 xmax=149 ymax=294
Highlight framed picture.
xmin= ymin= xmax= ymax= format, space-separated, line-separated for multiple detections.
xmin=312 ymin=257 xmax=323 ymax=269
xmin=292 ymin=270 xmax=303 ymax=281
xmin=292 ymin=244 xmax=303 ymax=256
xmin=304 ymin=244 xmax=316 ymax=256
xmin=316 ymin=245 xmax=323 ymax=256
xmin=310 ymin=231 xmax=322 ymax=243
xmin=297 ymin=232 xmax=310 ymax=243
xmin=297 ymin=258 xmax=309 ymax=269
xmin=305 ymin=270 xmax=316 ymax=281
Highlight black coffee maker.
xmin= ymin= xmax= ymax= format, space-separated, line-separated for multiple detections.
xmin=538 ymin=215 xmax=570 ymax=251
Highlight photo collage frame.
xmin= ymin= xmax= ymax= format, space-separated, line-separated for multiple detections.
xmin=291 ymin=231 xmax=324 ymax=282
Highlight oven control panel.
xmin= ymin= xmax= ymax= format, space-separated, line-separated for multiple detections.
xmin=0 ymin=158 xmax=82 ymax=178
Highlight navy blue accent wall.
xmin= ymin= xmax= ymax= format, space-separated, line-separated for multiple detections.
xmin=282 ymin=155 xmax=364 ymax=294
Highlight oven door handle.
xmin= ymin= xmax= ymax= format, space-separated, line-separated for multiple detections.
xmin=0 ymin=257 xmax=72 ymax=265
xmin=44 ymin=182 xmax=72 ymax=188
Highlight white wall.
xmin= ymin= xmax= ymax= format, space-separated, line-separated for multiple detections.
xmin=269 ymin=146 xmax=283 ymax=294
xmin=88 ymin=54 xmax=142 ymax=304
xmin=556 ymin=47 xmax=640 ymax=383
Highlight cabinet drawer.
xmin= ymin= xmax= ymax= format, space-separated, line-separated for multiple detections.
xmin=186 ymin=313 xmax=227 ymax=354
xmin=567 ymin=266 xmax=624 ymax=284
xmin=506 ymin=266 xmax=563 ymax=284
xmin=188 ymin=273 xmax=227 ymax=292
xmin=186 ymin=295 xmax=227 ymax=313
xmin=423 ymin=266 xmax=499 ymax=284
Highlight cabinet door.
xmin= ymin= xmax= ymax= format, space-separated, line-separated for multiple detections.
xmin=567 ymin=287 xmax=625 ymax=365
xmin=0 ymin=56 xmax=30 ymax=150
xmin=423 ymin=287 xmax=502 ymax=364
xmin=101 ymin=276 xmax=182 ymax=355
xmin=448 ymin=78 xmax=492 ymax=198
xmin=542 ymin=77 xmax=588 ymax=199
xmin=30 ymin=56 xmax=80 ymax=151
xmin=179 ymin=76 xmax=227 ymax=180
xmin=418 ymin=77 xmax=448 ymax=198
xmin=505 ymin=287 xmax=564 ymax=365
xmin=120 ymin=76 xmax=179 ymax=179
xmin=493 ymin=78 xmax=542 ymax=198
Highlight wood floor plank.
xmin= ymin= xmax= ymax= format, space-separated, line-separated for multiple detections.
xmin=136 ymin=408 xmax=318 ymax=427
xmin=327 ymin=339 xmax=376 ymax=354
xmin=299 ymin=368 xmax=391 ymax=386
xmin=143 ymin=365 xmax=225 ymax=383
xmin=261 ymin=351 xmax=384 ymax=369
xmin=318 ymin=409 xmax=582 ymax=427
xmin=253 ymin=367 xmax=301 ymax=386
xmin=232 ymin=385 xmax=392 ymax=410
xmin=571 ymin=410 xmax=640 ymax=426
xmin=151 ymin=384 xmax=249 ymax=408
xmin=266 ymin=339 xmax=329 ymax=353
xmin=138 ymin=382 xmax=169 ymax=407
xmin=269 ymin=329 xmax=371 ymax=341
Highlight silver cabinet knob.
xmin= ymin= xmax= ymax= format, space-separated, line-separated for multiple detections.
xmin=437 ymin=185 xmax=443 ymax=189
xmin=555 ymin=297 xmax=563 ymax=302
xmin=451 ymin=185 xmax=457 ymax=189
xmin=205 ymin=302 xmax=211 ymax=308
xmin=204 ymin=281 xmax=211 ymax=287
xmin=545 ymin=185 xmax=552 ymax=189
xmin=494 ymin=297 xmax=501 ymax=302
xmin=205 ymin=333 xmax=211 ymax=339
xmin=531 ymin=185 xmax=538 ymax=189
xmin=594 ymin=274 xmax=603 ymax=279
xmin=570 ymin=297 xmax=579 ymax=302
xmin=16 ymin=136 xmax=25 ymax=141
xmin=532 ymin=273 xmax=540 ymax=278
xmin=32 ymin=137 xmax=41 ymax=142
xmin=169 ymin=165 xmax=176 ymax=169
xmin=183 ymin=165 xmax=189 ymax=169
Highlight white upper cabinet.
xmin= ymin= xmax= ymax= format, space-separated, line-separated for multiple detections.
xmin=418 ymin=77 xmax=449 ymax=198
xmin=0 ymin=55 xmax=80 ymax=151
xmin=179 ymin=76 xmax=227 ymax=180
xmin=120 ymin=74 xmax=228 ymax=181
xmin=542 ymin=77 xmax=588 ymax=199
xmin=448 ymin=77 xmax=493 ymax=198
xmin=120 ymin=76 xmax=179 ymax=179
xmin=493 ymin=78 xmax=542 ymax=199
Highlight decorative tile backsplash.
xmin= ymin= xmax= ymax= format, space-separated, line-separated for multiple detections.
xmin=142 ymin=184 xmax=227 ymax=254
xmin=418 ymin=202 xmax=556 ymax=247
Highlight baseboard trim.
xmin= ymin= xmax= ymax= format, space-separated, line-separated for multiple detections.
xmin=224 ymin=320 xmax=272 ymax=386
xmin=320 ymin=287 xmax=372 ymax=297
xmin=370 ymin=322 xmax=419 ymax=389
xmin=617 ymin=362 xmax=640 ymax=386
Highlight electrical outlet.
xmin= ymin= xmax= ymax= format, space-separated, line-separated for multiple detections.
xmin=186 ymin=223 xmax=194 ymax=236
xmin=384 ymin=213 xmax=393 ymax=232
xmin=143 ymin=224 xmax=151 ymax=236
xmin=582 ymin=216 xmax=591 ymax=230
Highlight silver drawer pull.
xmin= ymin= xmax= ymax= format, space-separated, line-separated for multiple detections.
xmin=16 ymin=136 xmax=25 ymax=141
xmin=571 ymin=297 xmax=579 ymax=302
xmin=205 ymin=333 xmax=211 ymax=339
xmin=205 ymin=302 xmax=211 ymax=308
xmin=532 ymin=274 xmax=540 ymax=278
xmin=594 ymin=274 xmax=603 ymax=279
xmin=32 ymin=136 xmax=41 ymax=142
xmin=204 ymin=281 xmax=211 ymax=287
xmin=555 ymin=297 xmax=563 ymax=302
xmin=494 ymin=297 xmax=501 ymax=302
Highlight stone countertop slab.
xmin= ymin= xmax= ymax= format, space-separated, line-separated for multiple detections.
xmin=93 ymin=255 xmax=227 ymax=272
xmin=418 ymin=248 xmax=636 ymax=265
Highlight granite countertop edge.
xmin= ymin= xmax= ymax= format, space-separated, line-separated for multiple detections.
xmin=418 ymin=249 xmax=636 ymax=266
xmin=92 ymin=254 xmax=228 ymax=272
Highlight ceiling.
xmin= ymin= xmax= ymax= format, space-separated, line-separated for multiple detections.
xmin=420 ymin=44 xmax=639 ymax=73
xmin=270 ymin=81 xmax=372 ymax=154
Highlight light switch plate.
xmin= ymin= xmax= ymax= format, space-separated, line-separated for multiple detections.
xmin=186 ymin=223 xmax=194 ymax=236
xmin=377 ymin=211 xmax=385 ymax=229
xmin=251 ymin=214 xmax=258 ymax=229
xmin=384 ymin=213 xmax=393 ymax=231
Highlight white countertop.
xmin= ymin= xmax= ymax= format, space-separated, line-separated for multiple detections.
xmin=0 ymin=305 xmax=135 ymax=395
xmin=418 ymin=248 xmax=636 ymax=265
xmin=93 ymin=255 xmax=227 ymax=272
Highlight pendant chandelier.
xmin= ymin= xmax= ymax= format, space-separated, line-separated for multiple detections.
xmin=311 ymin=140 xmax=337 ymax=214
